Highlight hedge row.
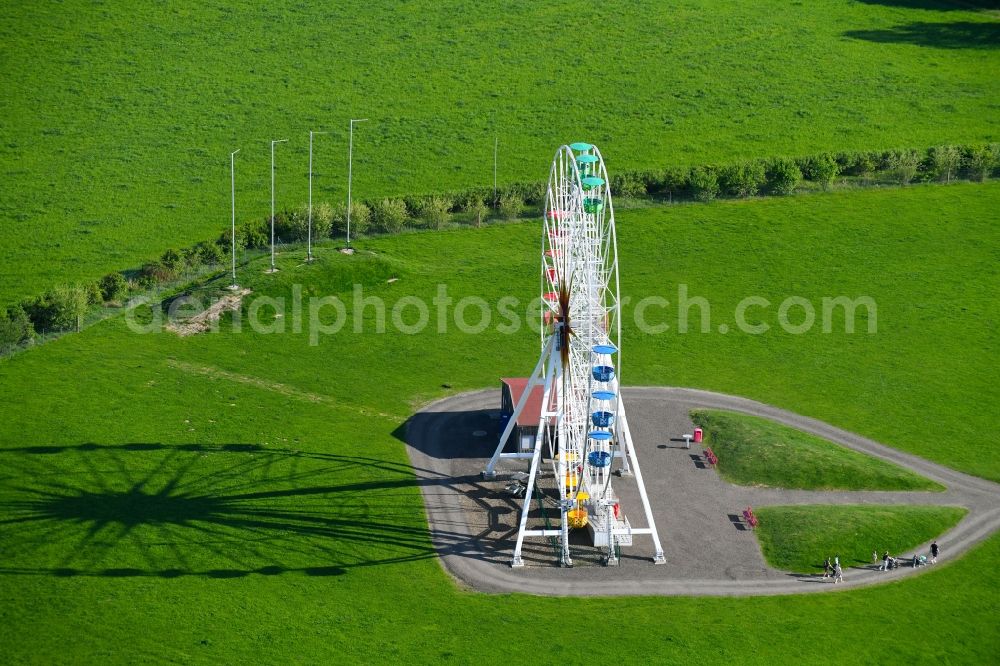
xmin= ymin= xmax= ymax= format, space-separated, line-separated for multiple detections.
xmin=4 ymin=143 xmax=998 ymax=353
xmin=214 ymin=142 xmax=1000 ymax=251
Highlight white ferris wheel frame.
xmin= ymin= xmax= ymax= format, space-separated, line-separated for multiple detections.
xmin=484 ymin=143 xmax=665 ymax=568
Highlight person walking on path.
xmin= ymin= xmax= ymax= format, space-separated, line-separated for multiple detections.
xmin=833 ymin=562 xmax=843 ymax=584
xmin=931 ymin=541 xmax=939 ymax=564
xmin=872 ymin=550 xmax=878 ymax=564
xmin=822 ymin=557 xmax=831 ymax=578
xmin=881 ymin=551 xmax=890 ymax=571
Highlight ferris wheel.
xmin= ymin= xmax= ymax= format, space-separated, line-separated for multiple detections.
xmin=485 ymin=143 xmax=665 ymax=568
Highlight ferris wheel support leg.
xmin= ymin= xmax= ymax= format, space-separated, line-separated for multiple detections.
xmin=510 ymin=437 xmax=543 ymax=568
xmin=560 ymin=507 xmax=573 ymax=568
xmin=619 ymin=406 xmax=666 ymax=564
xmin=484 ymin=337 xmax=554 ymax=479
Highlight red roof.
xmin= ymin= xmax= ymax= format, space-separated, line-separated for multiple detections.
xmin=501 ymin=378 xmax=545 ymax=427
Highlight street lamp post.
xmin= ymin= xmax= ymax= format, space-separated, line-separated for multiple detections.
xmin=307 ymin=130 xmax=327 ymax=262
xmin=346 ymin=118 xmax=368 ymax=248
xmin=269 ymin=138 xmax=288 ymax=273
xmin=229 ymin=148 xmax=240 ymax=290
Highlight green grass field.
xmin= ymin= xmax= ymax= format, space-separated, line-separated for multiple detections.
xmin=753 ymin=505 xmax=967 ymax=573
xmin=690 ymin=409 xmax=942 ymax=490
xmin=0 ymin=184 xmax=998 ymax=662
xmin=2 ymin=0 xmax=999 ymax=305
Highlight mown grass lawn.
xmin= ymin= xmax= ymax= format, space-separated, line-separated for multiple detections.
xmin=2 ymin=0 xmax=999 ymax=304
xmin=0 ymin=184 xmax=997 ymax=662
xmin=753 ymin=505 xmax=967 ymax=573
xmin=690 ymin=409 xmax=942 ymax=490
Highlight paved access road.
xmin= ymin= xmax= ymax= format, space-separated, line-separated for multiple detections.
xmin=404 ymin=388 xmax=1000 ymax=596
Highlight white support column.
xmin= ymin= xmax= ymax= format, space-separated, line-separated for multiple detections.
xmin=484 ymin=337 xmax=554 ymax=477
xmin=619 ymin=404 xmax=665 ymax=564
xmin=510 ymin=437 xmax=543 ymax=568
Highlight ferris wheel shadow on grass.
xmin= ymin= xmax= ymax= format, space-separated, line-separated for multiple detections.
xmin=0 ymin=442 xmax=492 ymax=580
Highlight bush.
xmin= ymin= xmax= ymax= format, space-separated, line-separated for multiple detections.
xmin=277 ymin=206 xmax=307 ymax=242
xmin=851 ymin=152 xmax=879 ymax=182
xmin=0 ymin=305 xmax=34 ymax=349
xmin=689 ymin=167 xmax=719 ymax=202
xmin=458 ymin=192 xmax=489 ymax=226
xmin=801 ymin=153 xmax=839 ymax=189
xmin=237 ymin=219 xmax=267 ymax=249
xmin=84 ymin=281 xmax=103 ymax=306
xmin=187 ymin=246 xmax=206 ymax=270
xmin=765 ymin=158 xmax=802 ymax=195
xmin=498 ymin=190 xmax=523 ymax=219
xmin=24 ymin=285 xmax=89 ymax=332
xmin=217 ymin=227 xmax=247 ymax=257
xmin=312 ymin=201 xmax=335 ymax=240
xmin=519 ymin=181 xmax=547 ymax=206
xmin=964 ymin=144 xmax=997 ymax=182
xmin=718 ymin=161 xmax=766 ymax=198
xmin=928 ymin=145 xmax=962 ymax=183
xmin=138 ymin=261 xmax=175 ymax=286
xmin=371 ymin=198 xmax=408 ymax=233
xmin=160 ymin=248 xmax=184 ymax=271
xmin=656 ymin=167 xmax=690 ymax=198
xmin=611 ymin=171 xmax=647 ymax=198
xmin=99 ymin=272 xmax=129 ymax=303
xmin=331 ymin=201 xmax=372 ymax=236
xmin=195 ymin=240 xmax=224 ymax=265
xmin=423 ymin=195 xmax=452 ymax=230
xmin=889 ymin=149 xmax=921 ymax=185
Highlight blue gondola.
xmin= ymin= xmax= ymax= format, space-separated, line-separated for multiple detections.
xmin=592 ymin=411 xmax=615 ymax=428
xmin=593 ymin=365 xmax=615 ymax=382
xmin=593 ymin=390 xmax=616 ymax=401
xmin=592 ymin=344 xmax=617 ymax=355
xmin=589 ymin=431 xmax=613 ymax=441
xmin=588 ymin=451 xmax=612 ymax=468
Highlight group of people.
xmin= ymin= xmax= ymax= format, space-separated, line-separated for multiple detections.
xmin=875 ymin=540 xmax=939 ymax=572
xmin=822 ymin=541 xmax=940 ymax=582
xmin=821 ymin=555 xmax=844 ymax=583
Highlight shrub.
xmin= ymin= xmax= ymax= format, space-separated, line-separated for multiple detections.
xmin=964 ymin=144 xmax=997 ymax=182
xmin=371 ymin=198 xmax=408 ymax=233
xmin=84 ymin=281 xmax=103 ymax=306
xmin=423 ymin=195 xmax=452 ymax=230
xmin=890 ymin=149 xmax=921 ymax=185
xmin=689 ymin=167 xmax=720 ymax=202
xmin=160 ymin=248 xmax=184 ymax=271
xmin=195 ymin=240 xmax=224 ymax=265
xmin=331 ymin=201 xmax=372 ymax=236
xmin=312 ymin=201 xmax=335 ymax=240
xmin=239 ymin=219 xmax=269 ymax=249
xmin=719 ymin=161 xmax=766 ymax=198
xmin=611 ymin=171 xmax=647 ymax=198
xmin=183 ymin=246 xmax=203 ymax=271
xmin=928 ymin=145 xmax=962 ymax=183
xmin=138 ymin=261 xmax=175 ymax=286
xmin=657 ymin=167 xmax=690 ymax=199
xmin=498 ymin=190 xmax=523 ymax=219
xmin=277 ymin=206 xmax=307 ymax=242
xmin=851 ymin=152 xmax=879 ymax=182
xmin=519 ymin=181 xmax=547 ymax=206
xmin=99 ymin=272 xmax=129 ymax=303
xmin=24 ymin=285 xmax=89 ymax=332
xmin=802 ymin=153 xmax=839 ymax=189
xmin=766 ymin=158 xmax=802 ymax=195
xmin=0 ymin=305 xmax=34 ymax=349
xmin=459 ymin=192 xmax=489 ymax=226
xmin=217 ymin=227 xmax=247 ymax=255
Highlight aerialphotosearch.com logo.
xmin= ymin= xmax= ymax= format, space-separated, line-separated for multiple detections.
xmin=125 ymin=283 xmax=877 ymax=345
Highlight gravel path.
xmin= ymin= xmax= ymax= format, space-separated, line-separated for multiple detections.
xmin=404 ymin=387 xmax=1000 ymax=596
